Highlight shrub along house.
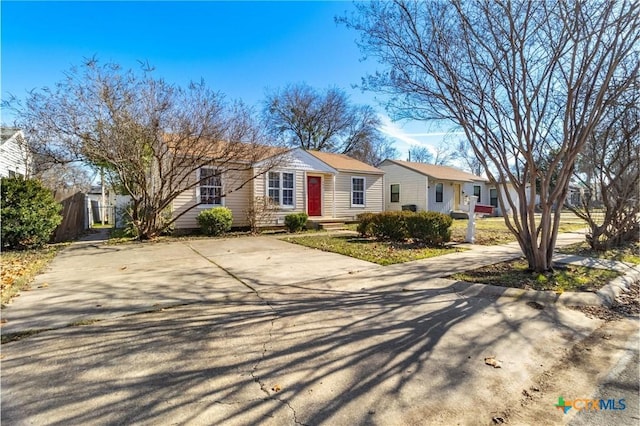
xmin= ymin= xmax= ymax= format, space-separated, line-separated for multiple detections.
xmin=172 ymin=147 xmax=384 ymax=230
xmin=379 ymin=159 xmax=489 ymax=217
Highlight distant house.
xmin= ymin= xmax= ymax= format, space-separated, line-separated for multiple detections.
xmin=172 ymin=147 xmax=384 ymax=229
xmin=379 ymin=159 xmax=488 ymax=215
xmin=485 ymin=181 xmax=536 ymax=217
xmin=0 ymin=128 xmax=31 ymax=178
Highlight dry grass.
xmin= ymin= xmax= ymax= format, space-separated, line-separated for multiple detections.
xmin=283 ymin=235 xmax=462 ymax=265
xmin=451 ymin=257 xmax=620 ymax=292
xmin=450 ymin=214 xmax=587 ymax=245
xmin=1 ymin=245 xmax=63 ymax=306
xmin=558 ymin=241 xmax=640 ymax=265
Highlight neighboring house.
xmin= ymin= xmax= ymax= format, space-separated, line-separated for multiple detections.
xmin=0 ymin=128 xmax=31 ymax=178
xmin=485 ymin=181 xmax=537 ymax=217
xmin=86 ymin=185 xmax=131 ymax=226
xmin=379 ymin=159 xmax=488 ymax=215
xmin=172 ymin=147 xmax=384 ymax=229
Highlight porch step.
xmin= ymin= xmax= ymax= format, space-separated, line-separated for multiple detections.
xmin=450 ymin=211 xmax=470 ymax=220
xmin=317 ymin=222 xmax=346 ymax=231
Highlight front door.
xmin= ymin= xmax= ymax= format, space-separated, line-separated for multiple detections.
xmin=307 ymin=176 xmax=322 ymax=216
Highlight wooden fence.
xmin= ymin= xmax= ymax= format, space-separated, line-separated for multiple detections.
xmin=51 ymin=190 xmax=88 ymax=243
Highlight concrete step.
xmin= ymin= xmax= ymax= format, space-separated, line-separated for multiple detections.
xmin=318 ymin=222 xmax=346 ymax=231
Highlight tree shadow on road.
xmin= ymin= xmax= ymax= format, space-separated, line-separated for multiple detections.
xmin=1 ymin=276 xmax=597 ymax=425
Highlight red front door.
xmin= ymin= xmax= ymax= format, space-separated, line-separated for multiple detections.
xmin=307 ymin=176 xmax=322 ymax=216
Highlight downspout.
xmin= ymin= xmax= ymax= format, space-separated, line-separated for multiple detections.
xmin=101 ymin=167 xmax=106 ymax=226
xmin=425 ymin=176 xmax=429 ymax=212
xmin=332 ymin=174 xmax=336 ymax=219
xmin=303 ymin=170 xmax=307 ymax=214
xmin=382 ymin=173 xmax=385 ymax=212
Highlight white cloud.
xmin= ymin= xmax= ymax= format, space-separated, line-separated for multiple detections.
xmin=378 ymin=114 xmax=465 ymax=147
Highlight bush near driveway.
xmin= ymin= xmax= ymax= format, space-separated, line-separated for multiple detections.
xmin=371 ymin=211 xmax=412 ymax=241
xmin=406 ymin=212 xmax=452 ymax=245
xmin=1 ymin=177 xmax=62 ymax=250
xmin=284 ymin=213 xmax=308 ymax=233
xmin=356 ymin=211 xmax=453 ymax=244
xmin=196 ymin=207 xmax=233 ymax=236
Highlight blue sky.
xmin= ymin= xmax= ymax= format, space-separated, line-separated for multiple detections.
xmin=1 ymin=1 xmax=458 ymax=158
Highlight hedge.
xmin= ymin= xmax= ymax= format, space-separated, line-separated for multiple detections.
xmin=1 ymin=177 xmax=62 ymax=250
xmin=196 ymin=207 xmax=233 ymax=236
xmin=405 ymin=211 xmax=453 ymax=245
xmin=284 ymin=212 xmax=308 ymax=232
xmin=356 ymin=210 xmax=452 ymax=245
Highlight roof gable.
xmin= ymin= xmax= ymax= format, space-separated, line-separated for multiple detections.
xmin=306 ymin=150 xmax=384 ymax=174
xmin=381 ymin=159 xmax=487 ymax=182
xmin=255 ymin=148 xmax=337 ymax=173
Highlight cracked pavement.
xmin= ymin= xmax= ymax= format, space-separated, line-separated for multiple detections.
xmin=2 ymin=235 xmax=634 ymax=425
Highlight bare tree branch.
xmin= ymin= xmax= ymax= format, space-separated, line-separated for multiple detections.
xmin=341 ymin=0 xmax=639 ymax=271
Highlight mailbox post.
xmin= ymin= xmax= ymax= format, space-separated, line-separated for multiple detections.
xmin=465 ymin=196 xmax=478 ymax=243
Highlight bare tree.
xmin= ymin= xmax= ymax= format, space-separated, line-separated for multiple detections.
xmin=432 ymin=142 xmax=456 ymax=166
xmin=342 ymin=0 xmax=639 ymax=271
xmin=408 ymin=146 xmax=433 ymax=163
xmin=36 ymin=163 xmax=93 ymax=192
xmin=454 ymin=139 xmax=483 ymax=176
xmin=569 ymin=77 xmax=639 ymax=250
xmin=263 ymin=83 xmax=393 ymax=165
xmin=9 ymin=59 xmax=280 ymax=239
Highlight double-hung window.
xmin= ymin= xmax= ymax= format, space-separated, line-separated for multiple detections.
xmin=473 ymin=185 xmax=481 ymax=201
xmin=199 ymin=167 xmax=222 ymax=205
xmin=390 ymin=184 xmax=400 ymax=203
xmin=435 ymin=183 xmax=444 ymax=203
xmin=490 ymin=188 xmax=498 ymax=207
xmin=351 ymin=177 xmax=365 ymax=207
xmin=268 ymin=171 xmax=294 ymax=207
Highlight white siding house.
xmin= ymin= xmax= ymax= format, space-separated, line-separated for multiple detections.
xmin=379 ymin=159 xmax=488 ymax=215
xmin=0 ymin=128 xmax=31 ymax=178
xmin=172 ymin=148 xmax=384 ymax=229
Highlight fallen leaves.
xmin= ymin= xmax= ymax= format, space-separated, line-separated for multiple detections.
xmin=484 ymin=356 xmax=502 ymax=368
xmin=1 ymin=246 xmax=60 ymax=305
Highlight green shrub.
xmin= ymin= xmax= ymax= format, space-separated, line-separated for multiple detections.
xmin=405 ymin=211 xmax=453 ymax=245
xmin=196 ymin=207 xmax=233 ymax=236
xmin=356 ymin=212 xmax=375 ymax=237
xmin=284 ymin=212 xmax=308 ymax=232
xmin=1 ymin=177 xmax=62 ymax=250
xmin=371 ymin=211 xmax=411 ymax=241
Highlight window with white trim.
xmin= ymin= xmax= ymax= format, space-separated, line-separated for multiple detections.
xmin=268 ymin=171 xmax=294 ymax=207
xmin=199 ymin=167 xmax=222 ymax=205
xmin=390 ymin=184 xmax=400 ymax=203
xmin=351 ymin=177 xmax=365 ymax=207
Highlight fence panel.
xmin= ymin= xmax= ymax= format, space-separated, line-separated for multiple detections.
xmin=52 ymin=191 xmax=88 ymax=243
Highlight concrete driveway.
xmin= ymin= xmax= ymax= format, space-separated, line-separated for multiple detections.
xmin=0 ymin=236 xmax=630 ymax=425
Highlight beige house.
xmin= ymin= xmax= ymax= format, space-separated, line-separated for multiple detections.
xmin=379 ymin=159 xmax=488 ymax=215
xmin=172 ymin=148 xmax=384 ymax=229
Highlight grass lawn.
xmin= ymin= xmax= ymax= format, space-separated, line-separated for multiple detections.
xmin=1 ymin=245 xmax=63 ymax=306
xmin=451 ymin=257 xmax=620 ymax=293
xmin=450 ymin=214 xmax=587 ymax=245
xmin=558 ymin=241 xmax=640 ymax=265
xmin=283 ymin=235 xmax=463 ymax=265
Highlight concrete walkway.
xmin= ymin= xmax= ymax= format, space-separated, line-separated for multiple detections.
xmin=1 ymin=232 xmax=638 ymax=425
